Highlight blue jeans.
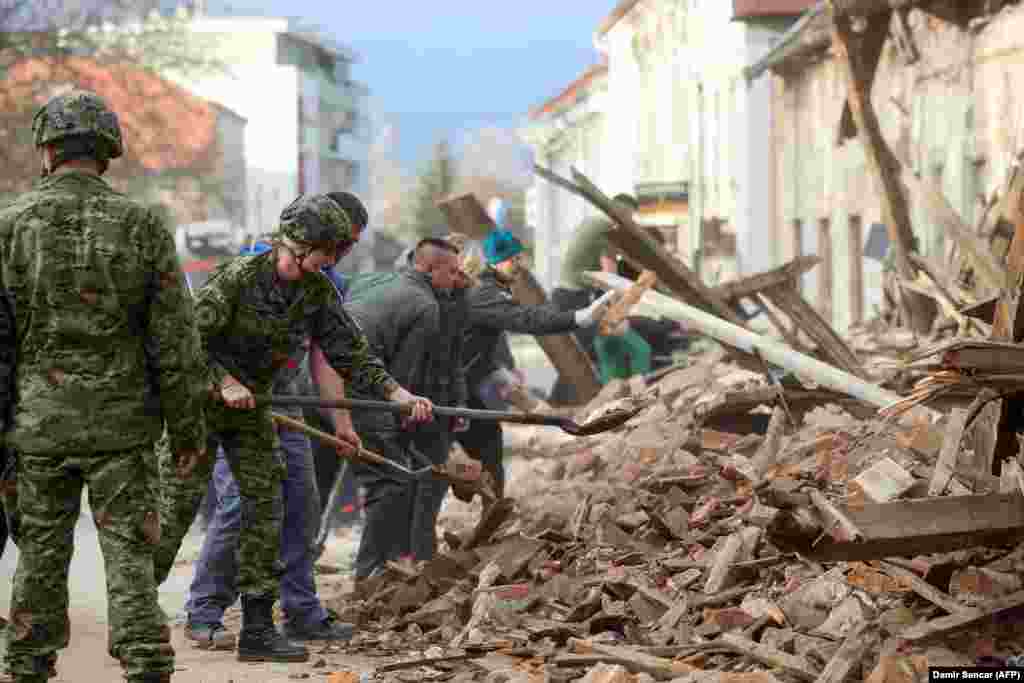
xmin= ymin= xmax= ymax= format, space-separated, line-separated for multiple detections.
xmin=185 ymin=426 xmax=327 ymax=628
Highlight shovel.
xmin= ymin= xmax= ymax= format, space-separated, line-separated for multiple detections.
xmin=265 ymin=395 xmax=642 ymax=437
xmin=271 ymin=412 xmax=495 ymax=497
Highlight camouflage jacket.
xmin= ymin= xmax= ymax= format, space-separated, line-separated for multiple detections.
xmin=194 ymin=251 xmax=398 ymax=402
xmin=0 ymin=172 xmax=207 ymax=454
xmin=344 ymin=267 xmax=467 ymax=430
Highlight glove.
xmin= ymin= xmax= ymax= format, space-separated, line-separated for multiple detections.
xmin=574 ymin=290 xmax=617 ymax=327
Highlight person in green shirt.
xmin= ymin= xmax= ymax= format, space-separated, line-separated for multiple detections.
xmin=560 ymin=195 xmax=652 ymax=384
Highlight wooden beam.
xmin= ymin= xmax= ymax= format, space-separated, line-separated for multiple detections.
xmin=771 ymin=493 xmax=1024 ymax=562
xmin=899 ymin=590 xmax=1024 ymax=643
xmin=835 ymin=4 xmax=890 ymax=146
xmin=532 ymin=163 xmax=745 ymax=326
xmin=716 ymin=255 xmax=821 ymax=302
xmin=828 ymin=2 xmax=936 ymax=333
xmin=508 ymin=268 xmax=602 ymax=403
xmin=761 ymin=282 xmax=866 ymax=378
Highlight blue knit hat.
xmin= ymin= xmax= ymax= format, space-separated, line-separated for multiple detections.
xmin=483 ymin=230 xmax=524 ymax=265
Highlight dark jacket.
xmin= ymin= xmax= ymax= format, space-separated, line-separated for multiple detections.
xmin=463 ymin=267 xmax=577 ymax=394
xmin=345 ymin=267 xmax=467 ymax=431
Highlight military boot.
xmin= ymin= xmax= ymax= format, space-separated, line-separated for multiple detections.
xmin=236 ymin=594 xmax=308 ymax=663
xmin=125 ymin=673 xmax=171 ymax=683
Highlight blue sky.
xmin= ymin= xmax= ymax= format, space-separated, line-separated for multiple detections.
xmin=214 ymin=1 xmax=614 ymax=169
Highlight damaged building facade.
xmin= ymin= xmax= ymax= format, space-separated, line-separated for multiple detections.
xmin=753 ymin=0 xmax=1024 ymax=332
xmin=523 ymin=0 xmax=812 ymax=295
xmin=526 ymin=0 xmax=1024 ymax=335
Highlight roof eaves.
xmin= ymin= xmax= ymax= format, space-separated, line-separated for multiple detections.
xmin=744 ymin=0 xmax=918 ymax=81
xmin=744 ymin=1 xmax=826 ymax=81
xmin=283 ymin=19 xmax=359 ymax=63
xmin=733 ymin=0 xmax=818 ymax=20
xmin=527 ymin=62 xmax=608 ymax=121
xmin=596 ymin=0 xmax=643 ymax=38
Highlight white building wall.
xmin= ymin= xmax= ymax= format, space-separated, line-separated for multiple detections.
xmin=738 ymin=23 xmax=786 ymax=276
xmin=300 ymin=70 xmax=321 ymax=195
xmin=522 ymin=72 xmax=607 ymax=291
xmin=602 ymin=22 xmax=641 ymax=197
xmin=165 ymin=19 xmax=303 ymax=239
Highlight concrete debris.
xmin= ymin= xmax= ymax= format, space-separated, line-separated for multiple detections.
xmin=326 ymin=344 xmax=1024 ymax=681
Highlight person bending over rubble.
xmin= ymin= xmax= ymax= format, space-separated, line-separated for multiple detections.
xmin=454 ymin=229 xmax=615 ymax=497
xmin=182 ymin=191 xmax=368 ymax=653
xmin=344 ymin=238 xmax=467 ymax=585
xmin=151 ymin=193 xmax=434 ymax=663
xmin=558 ymin=195 xmax=654 ymax=385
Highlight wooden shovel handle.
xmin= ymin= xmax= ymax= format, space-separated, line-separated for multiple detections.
xmin=270 ymin=412 xmax=393 ymax=469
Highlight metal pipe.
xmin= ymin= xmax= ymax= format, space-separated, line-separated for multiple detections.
xmin=586 ymin=270 xmax=927 ymax=415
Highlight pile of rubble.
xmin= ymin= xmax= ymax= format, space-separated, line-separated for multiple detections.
xmin=322 ymin=345 xmax=1024 ymax=682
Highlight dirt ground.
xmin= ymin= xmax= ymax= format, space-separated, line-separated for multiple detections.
xmin=0 ymin=511 xmax=379 ymax=682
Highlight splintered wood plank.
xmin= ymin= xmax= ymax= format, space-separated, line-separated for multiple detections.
xmin=780 ymin=493 xmax=1024 ymax=562
xmin=929 ymin=408 xmax=968 ymax=496
xmin=509 ymin=268 xmax=602 ymax=403
xmin=813 ymin=622 xmax=872 ymax=683
xmin=899 ymin=590 xmax=1024 ymax=642
xmin=534 ymin=163 xmax=744 ymax=326
xmin=828 ymin=1 xmax=936 ymax=333
xmin=762 ymin=282 xmax=866 ymax=378
xmin=716 ymin=255 xmax=821 ymax=302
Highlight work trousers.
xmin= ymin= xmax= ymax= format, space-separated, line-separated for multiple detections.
xmin=153 ymin=403 xmax=285 ymax=598
xmin=6 ymin=444 xmax=173 ymax=680
xmin=352 ymin=427 xmax=450 ymax=579
xmin=185 ymin=426 xmax=326 ymax=627
xmin=454 ymin=394 xmax=505 ymax=498
xmin=593 ymin=328 xmax=652 ymax=383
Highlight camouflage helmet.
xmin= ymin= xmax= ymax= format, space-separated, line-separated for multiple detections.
xmin=277 ymin=194 xmax=353 ymax=247
xmin=32 ymin=90 xmax=124 ymax=159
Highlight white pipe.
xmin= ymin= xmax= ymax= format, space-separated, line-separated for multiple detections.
xmin=586 ymin=270 xmax=920 ymax=414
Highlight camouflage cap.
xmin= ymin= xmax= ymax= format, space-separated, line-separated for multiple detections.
xmin=32 ymin=90 xmax=124 ymax=159
xmin=277 ymin=194 xmax=353 ymax=246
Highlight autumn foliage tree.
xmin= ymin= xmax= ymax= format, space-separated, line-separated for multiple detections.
xmin=0 ymin=0 xmax=227 ymax=220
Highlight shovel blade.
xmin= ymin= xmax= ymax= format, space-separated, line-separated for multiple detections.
xmin=567 ymin=405 xmax=644 ymax=436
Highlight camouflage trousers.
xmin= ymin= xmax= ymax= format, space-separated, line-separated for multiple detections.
xmin=152 ymin=403 xmax=286 ymax=598
xmin=5 ymin=444 xmax=172 ymax=680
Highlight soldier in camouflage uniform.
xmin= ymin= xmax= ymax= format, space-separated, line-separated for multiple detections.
xmin=152 ymin=193 xmax=434 ymax=663
xmin=0 ymin=91 xmax=207 ymax=683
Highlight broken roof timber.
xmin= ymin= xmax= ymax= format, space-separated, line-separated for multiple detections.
xmin=745 ymin=0 xmax=919 ymax=81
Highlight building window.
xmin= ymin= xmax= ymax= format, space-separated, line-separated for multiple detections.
xmin=817 ymin=217 xmax=833 ymax=321
xmin=849 ymin=215 xmax=864 ymax=325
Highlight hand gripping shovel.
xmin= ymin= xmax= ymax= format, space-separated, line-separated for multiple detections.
xmin=266 ymin=395 xmax=643 ymax=436
xmin=271 ymin=412 xmax=496 ymax=557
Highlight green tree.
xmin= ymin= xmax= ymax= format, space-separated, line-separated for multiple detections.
xmin=402 ymin=138 xmax=457 ymax=241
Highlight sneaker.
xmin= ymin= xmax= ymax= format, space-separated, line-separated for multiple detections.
xmin=184 ymin=621 xmax=236 ymax=650
xmin=283 ymin=610 xmax=355 ymax=642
